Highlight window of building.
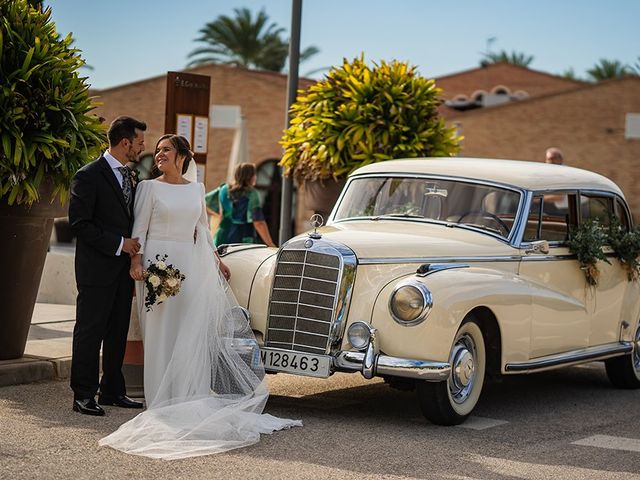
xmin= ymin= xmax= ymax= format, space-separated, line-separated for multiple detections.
xmin=491 ymin=85 xmax=510 ymax=95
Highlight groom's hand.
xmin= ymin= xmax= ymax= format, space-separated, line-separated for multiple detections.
xmin=123 ymin=237 xmax=140 ymax=255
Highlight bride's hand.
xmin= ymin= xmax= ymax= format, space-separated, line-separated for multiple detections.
xmin=130 ymin=263 xmax=144 ymax=281
xmin=219 ymin=261 xmax=231 ymax=281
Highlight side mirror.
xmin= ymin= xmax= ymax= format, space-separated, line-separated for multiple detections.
xmin=524 ymin=240 xmax=550 ymax=255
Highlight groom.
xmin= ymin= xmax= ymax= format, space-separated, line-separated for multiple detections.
xmin=69 ymin=116 xmax=147 ymax=416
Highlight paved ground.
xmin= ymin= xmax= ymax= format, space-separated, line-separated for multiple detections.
xmin=1 ymin=362 xmax=639 ymax=480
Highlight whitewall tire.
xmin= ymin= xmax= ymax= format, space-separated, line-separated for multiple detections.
xmin=417 ymin=316 xmax=486 ymax=425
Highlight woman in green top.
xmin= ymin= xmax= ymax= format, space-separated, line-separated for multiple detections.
xmin=212 ymin=163 xmax=276 ymax=247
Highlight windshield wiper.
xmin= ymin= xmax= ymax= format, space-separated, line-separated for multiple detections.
xmin=373 ymin=213 xmax=424 ymax=220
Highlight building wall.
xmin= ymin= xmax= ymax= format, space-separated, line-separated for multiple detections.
xmin=450 ymin=77 xmax=640 ymax=218
xmin=435 ymin=63 xmax=583 ymax=100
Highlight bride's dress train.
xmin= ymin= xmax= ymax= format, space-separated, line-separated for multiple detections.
xmin=99 ymin=180 xmax=300 ymax=460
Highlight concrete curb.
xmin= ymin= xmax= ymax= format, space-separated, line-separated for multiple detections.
xmin=0 ymin=356 xmax=71 ymax=387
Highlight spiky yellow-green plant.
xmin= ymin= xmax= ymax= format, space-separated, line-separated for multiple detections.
xmin=0 ymin=0 xmax=106 ymax=205
xmin=280 ymin=56 xmax=461 ymax=183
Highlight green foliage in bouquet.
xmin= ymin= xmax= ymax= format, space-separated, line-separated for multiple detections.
xmin=0 ymin=0 xmax=106 ymax=205
xmin=279 ymin=55 xmax=461 ymax=183
xmin=607 ymin=216 xmax=640 ymax=281
xmin=568 ymin=219 xmax=610 ymax=286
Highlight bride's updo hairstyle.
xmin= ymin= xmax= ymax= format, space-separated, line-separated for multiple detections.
xmin=155 ymin=134 xmax=193 ymax=174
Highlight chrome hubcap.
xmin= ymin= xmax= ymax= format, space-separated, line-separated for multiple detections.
xmin=450 ymin=334 xmax=476 ymax=404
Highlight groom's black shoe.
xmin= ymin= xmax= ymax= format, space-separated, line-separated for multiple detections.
xmin=98 ymin=394 xmax=143 ymax=409
xmin=72 ymin=398 xmax=105 ymax=416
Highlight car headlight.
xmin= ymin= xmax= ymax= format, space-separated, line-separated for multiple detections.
xmin=389 ymin=280 xmax=432 ymax=325
xmin=347 ymin=321 xmax=372 ymax=350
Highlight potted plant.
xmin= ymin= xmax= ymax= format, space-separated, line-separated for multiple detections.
xmin=279 ymin=55 xmax=461 ymax=216
xmin=0 ymin=1 xmax=106 ymax=359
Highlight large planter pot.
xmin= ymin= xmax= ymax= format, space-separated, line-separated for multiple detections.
xmin=303 ymin=178 xmax=347 ymax=219
xmin=123 ymin=296 xmax=144 ymax=397
xmin=53 ymin=217 xmax=75 ymax=243
xmin=0 ymin=184 xmax=67 ymax=360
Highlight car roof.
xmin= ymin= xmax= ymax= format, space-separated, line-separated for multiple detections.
xmin=351 ymin=158 xmax=624 ymax=196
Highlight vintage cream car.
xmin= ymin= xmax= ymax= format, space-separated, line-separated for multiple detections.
xmin=221 ymin=158 xmax=640 ymax=425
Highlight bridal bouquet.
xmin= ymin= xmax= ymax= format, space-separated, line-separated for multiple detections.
xmin=143 ymin=254 xmax=186 ymax=312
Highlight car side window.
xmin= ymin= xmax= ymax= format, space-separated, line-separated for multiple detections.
xmin=614 ymin=199 xmax=631 ymax=231
xmin=523 ymin=197 xmax=542 ymax=242
xmin=580 ymin=194 xmax=614 ymax=226
xmin=523 ymin=193 xmax=575 ymax=243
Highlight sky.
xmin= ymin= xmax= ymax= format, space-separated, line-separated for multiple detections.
xmin=46 ymin=0 xmax=639 ymax=90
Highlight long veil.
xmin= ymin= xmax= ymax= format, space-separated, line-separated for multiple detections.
xmin=99 ymin=222 xmax=301 ymax=460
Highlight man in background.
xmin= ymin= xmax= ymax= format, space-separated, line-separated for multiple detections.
xmin=545 ymin=147 xmax=564 ymax=165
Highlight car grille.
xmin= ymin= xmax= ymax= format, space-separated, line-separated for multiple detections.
xmin=266 ymin=249 xmax=341 ymax=354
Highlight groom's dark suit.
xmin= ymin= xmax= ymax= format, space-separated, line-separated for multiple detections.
xmin=68 ymin=155 xmax=135 ymax=400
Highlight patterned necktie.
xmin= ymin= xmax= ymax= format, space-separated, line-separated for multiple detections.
xmin=118 ymin=166 xmax=133 ymax=207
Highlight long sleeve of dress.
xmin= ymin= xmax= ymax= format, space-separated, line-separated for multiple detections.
xmin=132 ymin=181 xmax=154 ymax=255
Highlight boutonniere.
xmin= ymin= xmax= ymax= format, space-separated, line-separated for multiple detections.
xmin=128 ymin=167 xmax=140 ymax=188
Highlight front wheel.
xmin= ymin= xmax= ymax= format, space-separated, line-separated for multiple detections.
xmin=417 ymin=317 xmax=486 ymax=425
xmin=605 ymin=322 xmax=640 ymax=389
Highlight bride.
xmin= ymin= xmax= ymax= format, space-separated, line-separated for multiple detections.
xmin=99 ymin=134 xmax=301 ymax=460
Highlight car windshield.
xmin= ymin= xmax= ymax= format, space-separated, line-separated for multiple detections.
xmin=333 ymin=176 xmax=522 ymax=238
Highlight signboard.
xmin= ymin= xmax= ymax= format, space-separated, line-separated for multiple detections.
xmin=164 ymin=72 xmax=211 ymax=181
xmin=176 ymin=114 xmax=193 ymax=146
xmin=193 ymin=116 xmax=209 ymax=154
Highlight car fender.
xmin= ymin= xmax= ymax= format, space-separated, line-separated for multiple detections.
xmin=368 ymin=266 xmax=532 ymax=365
xmin=223 ymin=246 xmax=277 ymax=340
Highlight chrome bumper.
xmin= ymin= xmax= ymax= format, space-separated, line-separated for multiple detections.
xmin=334 ymin=322 xmax=450 ymax=382
xmin=334 ymin=351 xmax=451 ymax=381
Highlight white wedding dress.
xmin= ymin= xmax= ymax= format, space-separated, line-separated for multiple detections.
xmin=99 ymin=179 xmax=301 ymax=460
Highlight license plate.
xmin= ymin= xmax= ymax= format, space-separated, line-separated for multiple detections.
xmin=260 ymin=348 xmax=331 ymax=378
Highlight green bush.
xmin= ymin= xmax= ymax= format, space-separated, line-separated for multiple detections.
xmin=0 ymin=0 xmax=106 ymax=205
xmin=607 ymin=217 xmax=640 ymax=281
xmin=567 ymin=219 xmax=610 ymax=286
xmin=279 ymin=55 xmax=461 ymax=183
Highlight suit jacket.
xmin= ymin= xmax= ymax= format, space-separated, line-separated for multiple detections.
xmin=69 ymin=156 xmax=135 ymax=286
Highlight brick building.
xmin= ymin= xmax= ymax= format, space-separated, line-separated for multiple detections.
xmin=91 ymin=62 xmax=640 ymax=229
xmin=439 ymin=65 xmax=640 ymax=218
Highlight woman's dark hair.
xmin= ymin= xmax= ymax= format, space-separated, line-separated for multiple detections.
xmin=154 ymin=134 xmax=193 ymax=174
xmin=229 ymin=163 xmax=256 ymax=199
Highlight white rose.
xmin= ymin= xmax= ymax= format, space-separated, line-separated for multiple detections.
xmin=157 ymin=293 xmax=168 ymax=302
xmin=156 ymin=261 xmax=167 ymax=270
xmin=149 ymin=275 xmax=161 ymax=288
xmin=166 ymin=278 xmax=178 ymax=287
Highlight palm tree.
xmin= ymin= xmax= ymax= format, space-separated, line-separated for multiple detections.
xmin=480 ymin=50 xmax=534 ymax=67
xmin=586 ymin=59 xmax=632 ymax=81
xmin=187 ymin=7 xmax=319 ymax=72
xmin=561 ymin=67 xmax=580 ymax=81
